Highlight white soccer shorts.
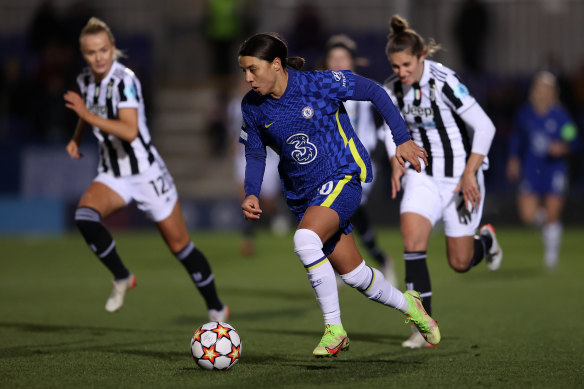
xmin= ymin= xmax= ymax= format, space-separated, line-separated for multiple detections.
xmin=94 ymin=157 xmax=178 ymax=223
xmin=399 ymin=168 xmax=485 ymax=237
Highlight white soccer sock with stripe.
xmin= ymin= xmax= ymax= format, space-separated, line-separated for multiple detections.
xmin=542 ymin=222 xmax=562 ymax=268
xmin=293 ymin=228 xmax=341 ymax=326
xmin=341 ymin=260 xmax=409 ymax=313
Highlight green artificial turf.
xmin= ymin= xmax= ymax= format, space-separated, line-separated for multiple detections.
xmin=1 ymin=227 xmax=582 ymax=388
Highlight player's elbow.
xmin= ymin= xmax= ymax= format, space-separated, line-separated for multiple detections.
xmin=124 ymin=126 xmax=139 ymax=142
xmin=482 ymin=120 xmax=496 ymax=138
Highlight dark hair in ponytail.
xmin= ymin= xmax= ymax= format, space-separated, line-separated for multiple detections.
xmin=238 ymin=33 xmax=305 ymax=70
xmin=386 ymin=14 xmax=440 ymax=59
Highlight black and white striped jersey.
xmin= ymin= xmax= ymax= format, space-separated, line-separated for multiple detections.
xmin=343 ymin=100 xmax=378 ymax=154
xmin=384 ymin=60 xmax=490 ymax=178
xmin=77 ymin=61 xmax=156 ymax=177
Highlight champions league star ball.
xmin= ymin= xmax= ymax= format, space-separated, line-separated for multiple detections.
xmin=190 ymin=322 xmax=241 ymax=371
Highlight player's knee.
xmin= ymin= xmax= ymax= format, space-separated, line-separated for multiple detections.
xmin=164 ymin=233 xmax=190 ymax=254
xmin=293 ymin=228 xmax=322 ymax=255
xmin=448 ymin=255 xmax=472 ymax=273
xmin=403 ymin=239 xmax=426 ymax=253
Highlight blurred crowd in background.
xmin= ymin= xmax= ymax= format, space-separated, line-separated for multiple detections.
xmin=0 ymin=0 xmax=583 ymax=232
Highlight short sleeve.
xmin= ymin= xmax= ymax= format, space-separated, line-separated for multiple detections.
xmin=117 ymin=74 xmax=140 ymax=110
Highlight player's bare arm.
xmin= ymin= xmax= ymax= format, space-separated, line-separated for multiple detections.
xmin=66 ymin=118 xmax=88 ymax=159
xmin=241 ymin=194 xmax=263 ymax=221
xmin=64 ymin=90 xmax=139 ymax=142
xmin=395 ymin=139 xmax=428 ymax=172
xmin=389 ymin=155 xmax=407 ymax=199
xmin=454 ymin=152 xmax=485 ymax=210
xmin=506 ymin=156 xmax=520 ymax=182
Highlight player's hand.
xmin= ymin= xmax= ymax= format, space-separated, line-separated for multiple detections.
xmin=389 ymin=156 xmax=406 ymax=199
xmin=548 ymin=141 xmax=569 ymax=158
xmin=395 ymin=140 xmax=428 ymax=173
xmin=241 ymin=195 xmax=262 ymax=221
xmin=66 ymin=139 xmax=83 ymax=159
xmin=64 ymin=91 xmax=89 ymax=120
xmin=454 ymin=171 xmax=480 ymax=211
xmin=506 ymin=157 xmax=520 ymax=182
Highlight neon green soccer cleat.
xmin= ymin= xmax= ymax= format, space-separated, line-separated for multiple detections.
xmin=403 ymin=290 xmax=441 ymax=346
xmin=312 ymin=324 xmax=350 ymax=358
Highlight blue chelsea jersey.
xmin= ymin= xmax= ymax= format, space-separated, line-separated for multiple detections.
xmin=240 ymin=69 xmax=373 ymax=201
xmin=510 ymin=103 xmax=578 ymax=173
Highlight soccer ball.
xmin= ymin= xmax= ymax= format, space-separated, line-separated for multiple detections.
xmin=190 ymin=321 xmax=241 ymax=371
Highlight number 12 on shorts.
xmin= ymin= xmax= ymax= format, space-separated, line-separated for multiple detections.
xmin=149 ymin=175 xmax=171 ymax=197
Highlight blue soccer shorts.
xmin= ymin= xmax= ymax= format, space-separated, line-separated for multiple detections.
xmin=287 ymin=174 xmax=362 ymax=256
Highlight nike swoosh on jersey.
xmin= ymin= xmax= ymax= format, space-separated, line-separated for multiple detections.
xmin=264 ymin=122 xmax=274 ymax=128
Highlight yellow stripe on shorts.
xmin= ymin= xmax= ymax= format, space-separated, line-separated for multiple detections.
xmin=320 ymin=175 xmax=352 ymax=208
xmin=335 ymin=109 xmax=367 ymax=182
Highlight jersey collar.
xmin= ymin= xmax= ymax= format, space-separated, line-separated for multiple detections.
xmin=273 ymin=68 xmax=297 ymax=102
xmin=418 ymin=59 xmax=431 ymax=87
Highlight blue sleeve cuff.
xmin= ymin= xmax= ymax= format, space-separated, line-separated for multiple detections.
xmin=244 ymin=148 xmax=266 ymax=198
xmin=352 ymin=74 xmax=411 ymax=145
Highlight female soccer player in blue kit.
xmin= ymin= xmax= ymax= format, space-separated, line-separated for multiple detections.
xmin=237 ymin=32 xmax=440 ymax=357
xmin=507 ymin=71 xmax=579 ymax=270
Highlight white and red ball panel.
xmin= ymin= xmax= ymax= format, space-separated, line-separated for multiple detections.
xmin=190 ymin=321 xmax=241 ymax=371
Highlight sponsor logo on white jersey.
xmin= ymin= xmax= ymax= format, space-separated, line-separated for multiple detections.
xmin=89 ymin=104 xmax=107 ymax=116
xmin=403 ymin=104 xmax=434 ymax=117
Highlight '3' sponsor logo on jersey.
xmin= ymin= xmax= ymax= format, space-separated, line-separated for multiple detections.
xmin=286 ymin=133 xmax=318 ymax=164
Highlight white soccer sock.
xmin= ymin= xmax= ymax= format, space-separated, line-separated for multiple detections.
xmin=293 ymin=229 xmax=341 ymax=325
xmin=542 ymin=222 xmax=562 ymax=269
xmin=341 ymin=260 xmax=409 ymax=313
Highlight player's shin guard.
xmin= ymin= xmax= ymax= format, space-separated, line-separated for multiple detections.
xmin=174 ymin=241 xmax=223 ymax=310
xmin=404 ymin=251 xmax=432 ymax=315
xmin=294 ymin=229 xmax=341 ymax=325
xmin=74 ymin=207 xmax=130 ymax=280
xmin=340 ymin=260 xmax=408 ymax=312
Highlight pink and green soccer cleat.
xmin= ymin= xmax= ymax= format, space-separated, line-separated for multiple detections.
xmin=313 ymin=324 xmax=350 ymax=357
xmin=403 ymin=290 xmax=441 ymax=345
